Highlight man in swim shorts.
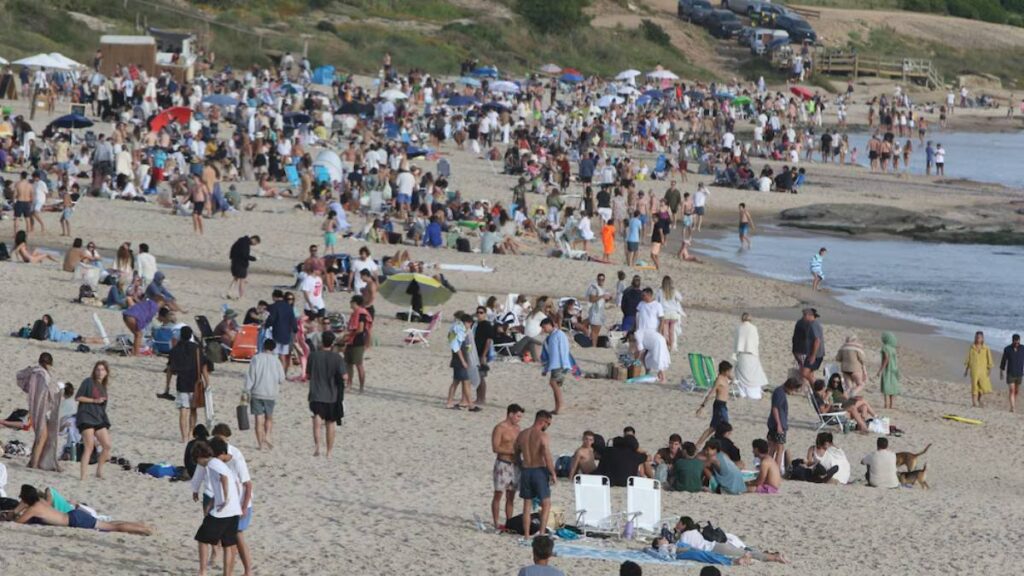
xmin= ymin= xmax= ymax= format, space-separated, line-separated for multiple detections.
xmin=491 ymin=404 xmax=524 ymax=530
xmin=514 ymin=410 xmax=555 ymax=539
xmin=5 ymin=484 xmax=152 ymax=535
xmin=13 ymin=171 xmax=33 ymax=234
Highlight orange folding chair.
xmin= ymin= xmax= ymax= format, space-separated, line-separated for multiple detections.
xmin=230 ymin=325 xmax=260 ymax=362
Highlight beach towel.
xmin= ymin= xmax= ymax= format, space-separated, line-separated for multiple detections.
xmin=533 ymin=542 xmax=715 ymax=567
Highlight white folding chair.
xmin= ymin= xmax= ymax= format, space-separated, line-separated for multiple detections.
xmin=808 ymin=390 xmax=850 ymax=433
xmin=573 ymin=474 xmax=623 ymax=537
xmin=92 ymin=313 xmax=131 ymax=356
xmin=403 ymin=312 xmax=441 ymax=346
xmin=625 ymin=476 xmax=662 ymax=535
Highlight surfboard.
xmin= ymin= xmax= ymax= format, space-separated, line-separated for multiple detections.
xmin=942 ymin=414 xmax=984 ymax=425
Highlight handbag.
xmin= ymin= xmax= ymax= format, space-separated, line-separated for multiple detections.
xmin=236 ymin=393 xmax=250 ymax=431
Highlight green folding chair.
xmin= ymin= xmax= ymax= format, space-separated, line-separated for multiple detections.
xmin=684 ymin=353 xmax=715 ymax=392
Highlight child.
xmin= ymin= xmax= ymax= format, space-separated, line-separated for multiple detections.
xmin=322 ymin=210 xmax=339 ymax=255
xmin=192 ymin=439 xmax=242 ymax=576
xmin=696 ymin=361 xmax=733 ymax=447
xmin=601 ymin=219 xmax=616 ymax=261
xmin=59 ymin=189 xmax=74 ymax=237
xmin=614 ymin=270 xmax=627 ymax=307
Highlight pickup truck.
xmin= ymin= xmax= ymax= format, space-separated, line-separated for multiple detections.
xmin=678 ymin=0 xmax=715 ymax=23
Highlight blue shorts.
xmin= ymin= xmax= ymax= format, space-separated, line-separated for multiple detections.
xmin=519 ymin=467 xmax=551 ymax=500
xmin=397 ymin=193 xmax=411 ymax=206
xmin=695 ymin=206 xmax=706 ymax=216
xmin=627 ymin=241 xmax=639 ymax=253
xmin=238 ymin=507 xmax=254 ymax=532
xmin=250 ymin=398 xmax=275 ymax=416
xmin=68 ymin=507 xmax=97 ymax=530
xmin=710 ymin=399 xmax=729 ymax=430
xmin=739 ymin=223 xmax=750 ymax=236
xmin=639 ymin=215 xmax=648 ymax=226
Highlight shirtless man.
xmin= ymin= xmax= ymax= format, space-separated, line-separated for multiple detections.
xmin=696 ymin=361 xmax=733 ymax=447
xmin=679 ymin=192 xmax=695 ymax=244
xmin=514 ymin=410 xmax=556 ymax=539
xmin=738 ymin=203 xmax=754 ymax=250
xmin=13 ymin=172 xmax=34 ymax=234
xmin=567 ymin=430 xmax=598 ymax=480
xmin=491 ymin=404 xmax=524 ymax=531
xmin=747 ymin=439 xmax=782 ymax=493
xmin=3 ymin=484 xmax=152 ymax=535
xmin=190 ymin=173 xmax=209 ymax=235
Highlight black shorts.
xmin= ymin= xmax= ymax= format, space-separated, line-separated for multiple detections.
xmin=767 ymin=431 xmax=787 ymax=445
xmin=195 ymin=514 xmax=239 ymax=546
xmin=309 ymin=401 xmax=342 ymax=423
xmin=230 ymin=262 xmax=249 ymax=280
xmin=868 ymin=151 xmax=878 ymax=160
xmin=304 ymin=308 xmax=325 ymax=320
xmin=13 ymin=201 xmax=31 ymax=218
xmin=193 ymin=201 xmax=206 ymax=215
xmin=803 ymin=356 xmax=823 ymax=371
xmin=77 ymin=422 xmax=110 ymax=433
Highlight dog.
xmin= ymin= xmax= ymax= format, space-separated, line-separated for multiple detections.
xmin=898 ymin=465 xmax=929 ymax=489
xmin=896 ymin=443 xmax=931 ymax=470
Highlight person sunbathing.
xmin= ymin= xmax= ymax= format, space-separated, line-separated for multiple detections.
xmin=812 ymin=380 xmax=875 ymax=432
xmin=2 ymin=485 xmax=152 ymax=536
xmin=12 ymin=231 xmax=57 ymax=264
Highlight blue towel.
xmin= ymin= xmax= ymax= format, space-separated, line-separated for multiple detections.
xmin=528 ymin=542 xmax=714 ymax=567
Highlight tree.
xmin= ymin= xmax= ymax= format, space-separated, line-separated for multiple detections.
xmin=515 ymin=0 xmax=592 ymax=34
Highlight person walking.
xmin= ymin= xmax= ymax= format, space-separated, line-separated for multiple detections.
xmin=877 ymin=332 xmax=901 ymax=410
xmin=1000 ymin=334 xmax=1024 ymax=413
xmin=76 ymin=361 xmax=113 ymax=480
xmin=540 ymin=318 xmax=572 ymax=415
xmin=810 ymin=247 xmax=827 ymax=291
xmin=306 ymin=331 xmax=346 ymax=458
xmin=964 ymin=331 xmax=993 ymax=407
xmin=243 ymin=338 xmax=286 ymax=450
xmin=17 ymin=353 xmax=61 ymax=471
xmin=227 ymin=235 xmax=260 ymax=300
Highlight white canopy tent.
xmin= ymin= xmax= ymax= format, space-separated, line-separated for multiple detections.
xmin=48 ymin=53 xmax=85 ymax=69
xmin=12 ymin=54 xmax=70 ymax=70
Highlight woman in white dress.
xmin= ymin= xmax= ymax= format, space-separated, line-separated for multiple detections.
xmin=577 ymin=213 xmax=595 ymax=251
xmin=656 ymin=275 xmax=685 ymax=351
xmin=633 ymin=329 xmax=670 ymax=383
xmin=732 ymin=312 xmax=767 ymax=399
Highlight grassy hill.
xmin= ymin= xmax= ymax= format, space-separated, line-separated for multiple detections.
xmin=794 ymin=0 xmax=1024 ymax=26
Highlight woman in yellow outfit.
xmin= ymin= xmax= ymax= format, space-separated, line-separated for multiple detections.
xmin=964 ymin=331 xmax=993 ymax=407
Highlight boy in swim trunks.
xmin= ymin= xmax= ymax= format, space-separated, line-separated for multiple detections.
xmin=696 ymin=361 xmax=733 ymax=448
xmin=738 ymin=203 xmax=754 ymax=250
xmin=747 ymin=439 xmax=782 ymax=494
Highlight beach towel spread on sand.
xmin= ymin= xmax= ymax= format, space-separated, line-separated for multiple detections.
xmin=527 ymin=542 xmax=730 ymax=567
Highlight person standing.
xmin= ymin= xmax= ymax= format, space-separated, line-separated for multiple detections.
xmin=17 ymin=354 xmax=61 ymax=471
xmin=877 ymin=332 xmax=901 ymax=410
xmin=965 ymin=331 xmax=993 ymax=407
xmin=168 ymin=326 xmax=203 ymax=443
xmin=625 ymin=211 xmax=642 ymax=266
xmin=190 ymin=173 xmax=209 ymax=235
xmin=835 ymin=336 xmax=868 ymax=398
xmin=801 ymin=308 xmax=826 ymax=384
xmin=514 ymin=411 xmax=556 ymax=540
xmin=300 ymin=268 xmax=325 ymax=320
xmin=446 ymin=312 xmax=477 ymax=411
xmin=810 ymin=247 xmax=827 ymax=291
xmin=243 ymin=338 xmax=286 ymax=450
xmin=191 ymin=440 xmax=242 ymax=576
xmin=306 ymin=331 xmax=346 ymax=458
xmin=1000 ymin=334 xmax=1024 ymax=413
xmin=635 ymin=288 xmax=664 ymax=336
xmin=738 ymin=203 xmax=754 ymax=250
xmin=541 ymin=318 xmax=572 ymax=415
xmin=474 ymin=307 xmax=494 ymax=406
xmin=733 ymin=313 xmax=767 ymax=400
xmin=76 ymin=361 xmax=113 ymax=481
xmin=693 ymin=183 xmax=710 ymax=232
xmin=491 ymin=404 xmax=524 ymax=531
xmin=934 ymin=143 xmax=945 ymax=176
xmin=227 ymin=235 xmax=260 ymax=300
xmin=619 ymin=275 xmax=643 ymax=333
xmin=343 ymin=295 xmax=372 ymax=392
xmin=585 ymin=273 xmax=611 ymax=345
xmin=656 ymin=276 xmax=684 ymax=352
xmin=264 ymin=290 xmax=298 ymax=374
xmin=767 ymin=378 xmax=802 ymax=469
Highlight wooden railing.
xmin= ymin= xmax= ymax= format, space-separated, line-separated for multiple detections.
xmin=773 ymin=48 xmax=944 ymax=89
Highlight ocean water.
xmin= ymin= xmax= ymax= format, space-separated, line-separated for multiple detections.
xmin=841 ymin=130 xmax=1024 ymax=189
xmin=694 ymin=230 xmax=1022 ymax=342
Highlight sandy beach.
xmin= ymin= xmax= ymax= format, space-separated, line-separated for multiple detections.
xmin=1 ymin=94 xmax=1022 ymax=576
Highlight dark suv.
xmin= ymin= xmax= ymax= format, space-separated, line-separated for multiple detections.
xmin=678 ymin=0 xmax=714 ymax=23
xmin=775 ymin=14 xmax=817 ymax=43
xmin=704 ymin=10 xmax=743 ymax=38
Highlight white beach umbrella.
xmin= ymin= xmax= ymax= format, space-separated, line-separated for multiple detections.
xmin=616 ymin=69 xmax=642 ymax=80
xmin=13 ymin=53 xmax=68 ymax=70
xmin=49 ymin=53 xmax=85 ymax=69
xmin=0 ymin=57 xmax=8 ymax=65
xmin=490 ymin=80 xmax=520 ymax=93
xmin=617 ymin=85 xmax=639 ymax=96
xmin=596 ymin=94 xmax=624 ymax=108
xmin=647 ymin=69 xmax=679 ymax=80
xmin=539 ymin=63 xmax=562 ymax=75
xmin=380 ymin=89 xmax=408 ymax=100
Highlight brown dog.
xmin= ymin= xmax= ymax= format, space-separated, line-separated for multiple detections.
xmin=898 ymin=465 xmax=929 ymax=489
xmin=896 ymin=443 xmax=931 ymax=470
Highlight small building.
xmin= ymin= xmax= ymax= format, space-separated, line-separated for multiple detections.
xmin=99 ymin=32 xmax=196 ymax=83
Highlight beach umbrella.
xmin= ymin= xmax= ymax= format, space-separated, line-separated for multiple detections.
xmin=458 ymin=76 xmax=481 ymax=87
xmin=684 ymin=90 xmax=705 ymax=100
xmin=335 ymin=101 xmax=374 ymax=116
xmin=539 ymin=63 xmax=562 ymax=75
xmin=617 ymin=86 xmax=639 ymax=96
xmin=379 ymin=273 xmax=453 ymax=308
xmin=596 ymin=94 xmax=624 ymax=108
xmin=277 ymin=83 xmax=303 ymax=95
xmin=560 ymin=72 xmax=584 ymax=83
xmin=647 ymin=69 xmax=679 ymax=80
xmin=481 ymin=101 xmax=510 ymax=113
xmin=149 ymin=106 xmax=192 ymax=132
xmin=790 ymin=86 xmax=813 ymax=101
xmin=446 ymin=95 xmax=479 ymax=107
xmin=615 ymin=69 xmax=642 ymax=80
xmin=283 ymin=111 xmax=311 ymax=127
xmin=381 ymin=89 xmax=408 ymax=100
xmin=562 ymin=67 xmax=582 ymax=76
xmin=203 ymin=94 xmax=240 ymax=107
xmin=636 ymin=95 xmax=653 ymax=107
xmin=48 ymin=53 xmax=84 ymax=69
xmin=489 ymin=80 xmax=520 ymax=94
xmin=13 ymin=53 xmax=67 ymax=70
xmin=642 ymin=89 xmax=666 ymax=100
xmin=715 ymin=92 xmax=735 ymax=101
xmin=0 ymin=57 xmax=7 ymax=65
xmin=49 ymin=113 xmax=93 ymax=130
xmin=471 ymin=66 xmax=499 ymax=78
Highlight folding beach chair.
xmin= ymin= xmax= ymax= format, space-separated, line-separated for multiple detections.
xmin=284 ymin=164 xmax=301 ymax=189
xmin=403 ymin=312 xmax=441 ymax=346
xmin=625 ymin=477 xmax=662 ymax=535
xmin=573 ymin=474 xmax=627 ymax=538
xmin=558 ymin=237 xmax=587 ymax=260
xmin=92 ymin=313 xmax=131 ymax=356
xmin=150 ymin=326 xmax=175 ymax=355
xmin=808 ymin=390 xmax=850 ymax=433
xmin=194 ymin=315 xmax=217 ymax=343
xmin=684 ymin=353 xmax=715 ymax=392
xmin=229 ymin=325 xmax=260 ymax=362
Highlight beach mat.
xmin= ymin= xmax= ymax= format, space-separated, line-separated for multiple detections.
xmin=535 ymin=542 xmax=708 ymax=567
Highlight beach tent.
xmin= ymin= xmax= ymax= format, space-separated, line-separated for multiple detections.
xmin=149 ymin=106 xmax=192 ymax=132
xmin=615 ymin=69 xmax=642 ymax=80
xmin=489 ymin=80 xmax=520 ymax=94
xmin=48 ymin=53 xmax=85 ymax=69
xmin=313 ymin=150 xmax=344 ymax=183
xmin=311 ymin=65 xmax=335 ymax=85
xmin=202 ymin=94 xmax=239 ymax=107
xmin=596 ymin=95 xmax=624 ymax=108
xmin=539 ymin=63 xmax=562 ymax=75
xmin=560 ymin=72 xmax=584 ymax=83
xmin=642 ymin=89 xmax=666 ymax=100
xmin=647 ymin=69 xmax=679 ymax=80
xmin=13 ymin=54 xmax=68 ymax=70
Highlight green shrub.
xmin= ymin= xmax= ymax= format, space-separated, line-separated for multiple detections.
xmin=514 ymin=0 xmax=591 ymax=34
xmin=640 ymin=19 xmax=671 ymax=46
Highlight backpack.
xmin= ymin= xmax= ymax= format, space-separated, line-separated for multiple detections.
xmin=701 ymin=522 xmax=727 ymax=543
xmin=29 ymin=319 xmax=48 ymax=341
xmin=0 ymin=242 xmax=9 ymax=261
xmin=77 ymin=284 xmax=96 ymax=303
xmin=455 ymin=237 xmax=471 ymax=253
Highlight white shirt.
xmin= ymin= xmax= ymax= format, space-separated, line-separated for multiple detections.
xmin=206 ymin=458 xmax=243 ymax=518
xmin=817 ymin=446 xmax=850 ymax=485
xmin=524 ymin=312 xmax=547 ymax=339
xmin=636 ymin=300 xmax=664 ymax=333
xmin=225 ymin=444 xmax=253 ymax=509
xmin=678 ymin=529 xmax=714 ymax=552
xmin=136 ymin=252 xmax=157 ymax=283
xmin=301 ymin=274 xmax=325 ymax=311
xmin=934 ymin=147 xmax=945 ymax=163
xmin=396 ymin=171 xmax=415 ymax=196
xmin=861 ymin=449 xmax=899 ymax=489
xmin=351 ymin=258 xmax=379 ymax=292
xmin=694 ymin=188 xmax=709 ymax=208
xmin=722 ymin=132 xmax=735 ymax=149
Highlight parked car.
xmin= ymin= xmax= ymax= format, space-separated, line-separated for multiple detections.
xmin=736 ymin=26 xmax=757 ymax=46
xmin=750 ymin=28 xmax=789 ymax=54
xmin=704 ymin=10 xmax=744 ymax=39
xmin=774 ymin=14 xmax=817 ymax=43
xmin=678 ymin=0 xmax=715 ymax=23
xmin=750 ymin=3 xmax=791 ymax=27
xmin=722 ymin=0 xmax=768 ymax=16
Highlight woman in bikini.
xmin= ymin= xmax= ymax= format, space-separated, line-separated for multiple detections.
xmin=13 ymin=231 xmax=57 ymax=264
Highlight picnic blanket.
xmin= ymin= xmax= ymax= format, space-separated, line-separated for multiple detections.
xmin=537 ymin=542 xmax=729 ymax=567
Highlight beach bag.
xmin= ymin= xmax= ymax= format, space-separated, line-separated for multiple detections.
xmin=236 ymin=394 xmax=251 ymax=431
xmin=701 ymin=522 xmax=727 ymax=543
xmin=77 ymin=284 xmax=96 ymax=302
xmin=456 ymin=237 xmax=471 ymax=253
xmin=0 ymin=242 xmax=8 ymax=261
xmin=29 ymin=320 xmax=48 ymax=341
xmin=506 ymin=513 xmax=541 ymax=535
xmin=205 ymin=340 xmax=226 ymax=364
xmin=554 ymin=454 xmax=573 ymax=478
xmin=573 ymin=333 xmax=593 ymax=348
xmin=868 ymin=417 xmax=890 ymax=435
